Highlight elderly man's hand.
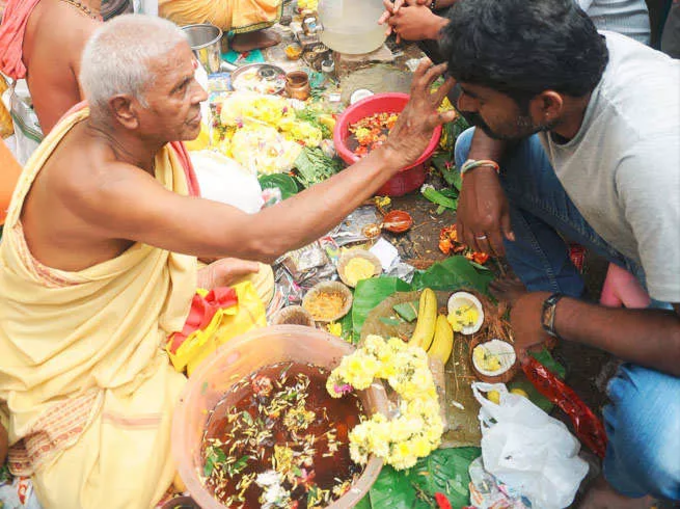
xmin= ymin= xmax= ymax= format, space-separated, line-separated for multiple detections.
xmin=382 ymin=59 xmax=456 ymax=169
xmin=197 ymin=258 xmax=260 ymax=290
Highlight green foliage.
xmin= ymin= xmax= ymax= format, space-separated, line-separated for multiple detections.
xmin=294 ymin=147 xmax=344 ymax=188
xmin=352 ymin=277 xmax=413 ymax=337
xmin=411 ymin=256 xmax=494 ymax=295
xmin=258 ymin=173 xmax=299 ymax=200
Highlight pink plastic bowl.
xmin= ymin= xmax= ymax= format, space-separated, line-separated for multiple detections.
xmin=334 ymin=92 xmax=442 ymax=197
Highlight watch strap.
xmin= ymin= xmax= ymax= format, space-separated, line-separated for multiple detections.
xmin=541 ymin=292 xmax=565 ymax=339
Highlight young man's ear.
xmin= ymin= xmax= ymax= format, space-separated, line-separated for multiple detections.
xmin=109 ymin=95 xmax=140 ymax=130
xmin=530 ymin=90 xmax=564 ymax=125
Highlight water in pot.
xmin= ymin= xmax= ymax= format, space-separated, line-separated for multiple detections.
xmin=317 ymin=0 xmax=387 ymax=55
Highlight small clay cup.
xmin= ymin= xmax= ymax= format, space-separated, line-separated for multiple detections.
xmin=285 ymin=71 xmax=311 ymax=101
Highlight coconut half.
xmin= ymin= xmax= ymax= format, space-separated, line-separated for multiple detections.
xmin=447 ymin=291 xmax=485 ymax=335
xmin=470 ymin=338 xmax=518 ymax=383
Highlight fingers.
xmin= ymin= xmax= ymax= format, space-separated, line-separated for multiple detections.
xmin=422 ymin=62 xmax=448 ymax=90
xmin=501 ymin=210 xmax=515 ymax=242
xmin=382 ymin=0 xmax=396 ymax=13
xmin=432 ymin=76 xmax=456 ymax=105
xmin=393 ymin=0 xmax=405 ymax=12
xmin=486 ymin=228 xmax=505 ymax=257
xmin=378 ymin=10 xmax=391 ymax=24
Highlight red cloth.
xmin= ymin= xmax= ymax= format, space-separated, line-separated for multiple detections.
xmin=0 ymin=0 xmax=41 ymax=79
xmin=167 ymin=287 xmax=239 ymax=354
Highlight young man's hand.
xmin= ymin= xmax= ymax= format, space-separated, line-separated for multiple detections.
xmin=509 ymin=291 xmax=554 ymax=355
xmin=381 ymin=58 xmax=457 ymax=169
xmin=456 ymin=167 xmax=514 ymax=256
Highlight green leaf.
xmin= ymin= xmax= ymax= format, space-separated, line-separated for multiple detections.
xmin=354 ymin=495 xmax=372 ymax=509
xmin=368 ymin=466 xmax=429 ymax=509
xmin=258 ymin=173 xmax=299 ymax=200
xmin=227 ymin=455 xmax=250 ymax=476
xmin=405 ymin=447 xmax=480 ymax=508
xmin=530 ymin=348 xmax=566 ymax=379
xmin=339 ymin=310 xmax=355 ymax=343
xmin=379 ymin=317 xmax=404 ymax=326
xmin=294 ymin=147 xmax=343 ymax=188
xmin=352 ymin=277 xmax=412 ymax=337
xmin=241 ymin=411 xmax=254 ymax=426
xmin=421 ymin=185 xmax=458 ymax=210
xmin=393 ymin=301 xmax=419 ymax=322
xmin=411 ymin=256 xmax=494 ymax=295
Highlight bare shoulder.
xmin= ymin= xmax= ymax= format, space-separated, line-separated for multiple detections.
xmin=43 ymin=128 xmax=162 ymax=220
xmin=31 ymin=0 xmax=100 ymax=51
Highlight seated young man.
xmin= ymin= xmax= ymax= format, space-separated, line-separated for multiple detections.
xmin=442 ymin=0 xmax=679 ymax=506
xmin=0 ymin=14 xmax=455 ymax=509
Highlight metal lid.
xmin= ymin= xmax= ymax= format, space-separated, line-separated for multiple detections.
xmin=350 ymin=88 xmax=374 ymax=104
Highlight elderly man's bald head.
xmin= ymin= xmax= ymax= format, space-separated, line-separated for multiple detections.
xmin=80 ymin=14 xmax=188 ymax=112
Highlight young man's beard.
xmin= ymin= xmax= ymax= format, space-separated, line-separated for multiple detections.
xmin=463 ymin=111 xmax=554 ymax=141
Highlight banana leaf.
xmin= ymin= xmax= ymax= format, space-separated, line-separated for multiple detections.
xmin=352 ymin=277 xmax=413 ymax=338
xmin=411 ymin=256 xmax=494 ymax=295
xmin=406 ymin=447 xmax=481 ymax=508
xmin=363 ymin=447 xmax=480 ymax=509
xmin=368 ymin=466 xmax=430 ymax=509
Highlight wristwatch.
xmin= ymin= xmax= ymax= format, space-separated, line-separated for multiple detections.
xmin=541 ymin=293 xmax=565 ymax=339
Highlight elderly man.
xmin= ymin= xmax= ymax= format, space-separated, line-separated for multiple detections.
xmin=443 ymin=0 xmax=680 ymax=506
xmin=0 ymin=14 xmax=455 ymax=509
xmin=0 ymin=0 xmax=101 ymax=135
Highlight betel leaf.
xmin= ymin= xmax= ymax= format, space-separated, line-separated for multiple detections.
xmin=258 ymin=173 xmax=299 ymax=200
xmin=352 ymin=277 xmax=413 ymax=338
xmin=393 ymin=301 xmax=419 ymax=322
xmin=405 ymin=447 xmax=480 ymax=509
xmin=294 ymin=147 xmax=343 ymax=188
xmin=411 ymin=256 xmax=494 ymax=295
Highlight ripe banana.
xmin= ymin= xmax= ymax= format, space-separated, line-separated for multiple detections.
xmin=408 ymin=288 xmax=437 ymax=350
xmin=427 ymin=314 xmax=454 ymax=365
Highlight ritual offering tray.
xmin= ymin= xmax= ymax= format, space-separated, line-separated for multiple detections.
xmin=231 ymin=63 xmax=287 ymax=95
xmin=172 ymin=325 xmax=389 ymax=509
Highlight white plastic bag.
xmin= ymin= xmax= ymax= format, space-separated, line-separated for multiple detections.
xmin=190 ymin=150 xmax=264 ymax=214
xmin=472 ymin=382 xmax=589 ymax=509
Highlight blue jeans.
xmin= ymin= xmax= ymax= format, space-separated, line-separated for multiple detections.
xmin=455 ymin=128 xmax=680 ymax=500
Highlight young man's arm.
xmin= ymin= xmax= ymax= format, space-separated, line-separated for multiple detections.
xmin=511 ymin=292 xmax=680 ymax=376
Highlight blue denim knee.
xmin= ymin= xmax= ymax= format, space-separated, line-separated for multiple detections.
xmin=603 ymin=364 xmax=680 ymax=500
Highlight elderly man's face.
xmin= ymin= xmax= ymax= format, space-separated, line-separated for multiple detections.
xmin=139 ymin=42 xmax=208 ymax=142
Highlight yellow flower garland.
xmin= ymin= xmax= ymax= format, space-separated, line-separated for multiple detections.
xmin=326 ymin=335 xmax=444 ymax=470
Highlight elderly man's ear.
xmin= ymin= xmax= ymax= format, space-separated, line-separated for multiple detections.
xmin=109 ymin=95 xmax=141 ymax=130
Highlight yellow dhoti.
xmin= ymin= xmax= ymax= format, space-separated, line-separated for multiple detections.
xmin=159 ymin=0 xmax=283 ymax=34
xmin=0 ymin=108 xmax=196 ymax=508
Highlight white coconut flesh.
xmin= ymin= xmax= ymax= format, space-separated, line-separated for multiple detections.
xmin=472 ymin=339 xmax=516 ymax=377
xmin=447 ymin=291 xmax=485 ymax=335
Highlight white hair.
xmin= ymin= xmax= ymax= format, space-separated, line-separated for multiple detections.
xmin=80 ymin=14 xmax=187 ymax=110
